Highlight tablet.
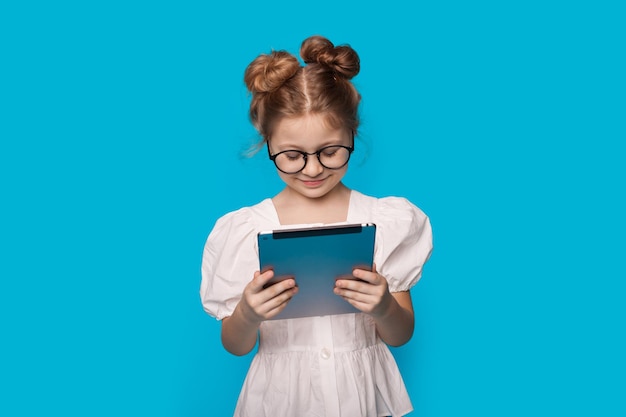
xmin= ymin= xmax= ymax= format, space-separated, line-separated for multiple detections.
xmin=258 ymin=223 xmax=376 ymax=320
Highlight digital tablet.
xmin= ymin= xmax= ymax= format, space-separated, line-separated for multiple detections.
xmin=258 ymin=223 xmax=376 ymax=320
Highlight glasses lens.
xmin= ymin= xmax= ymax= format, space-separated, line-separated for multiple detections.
xmin=319 ymin=146 xmax=351 ymax=169
xmin=274 ymin=151 xmax=306 ymax=173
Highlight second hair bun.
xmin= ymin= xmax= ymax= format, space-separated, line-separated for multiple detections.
xmin=300 ymin=35 xmax=360 ymax=80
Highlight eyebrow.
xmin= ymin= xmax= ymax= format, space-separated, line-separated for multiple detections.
xmin=272 ymin=141 xmax=349 ymax=152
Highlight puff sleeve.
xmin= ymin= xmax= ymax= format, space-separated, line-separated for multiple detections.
xmin=200 ymin=208 xmax=258 ymax=320
xmin=373 ymin=197 xmax=433 ymax=292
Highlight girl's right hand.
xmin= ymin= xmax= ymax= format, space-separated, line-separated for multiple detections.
xmin=238 ymin=269 xmax=298 ymax=323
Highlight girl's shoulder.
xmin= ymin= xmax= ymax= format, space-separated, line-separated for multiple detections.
xmin=211 ymin=198 xmax=278 ymax=236
xmin=351 ymin=191 xmax=433 ymax=291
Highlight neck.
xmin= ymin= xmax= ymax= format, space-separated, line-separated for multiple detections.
xmin=273 ymin=183 xmax=352 ymax=225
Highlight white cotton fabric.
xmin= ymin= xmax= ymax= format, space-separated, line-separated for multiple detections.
xmin=200 ymin=190 xmax=433 ymax=417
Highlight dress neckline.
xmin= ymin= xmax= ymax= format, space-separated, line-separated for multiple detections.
xmin=266 ymin=189 xmax=359 ymax=227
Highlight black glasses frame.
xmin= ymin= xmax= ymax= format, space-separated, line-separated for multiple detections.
xmin=267 ymin=144 xmax=355 ymax=174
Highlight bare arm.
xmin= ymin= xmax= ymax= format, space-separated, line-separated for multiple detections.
xmin=221 ymin=269 xmax=298 ymax=356
xmin=334 ymin=266 xmax=414 ymax=346
xmin=370 ymin=290 xmax=414 ymax=346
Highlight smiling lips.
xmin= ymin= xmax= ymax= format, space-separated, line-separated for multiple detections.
xmin=301 ymin=178 xmax=325 ymax=187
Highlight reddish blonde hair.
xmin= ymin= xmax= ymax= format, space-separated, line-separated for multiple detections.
xmin=244 ymin=35 xmax=361 ymax=146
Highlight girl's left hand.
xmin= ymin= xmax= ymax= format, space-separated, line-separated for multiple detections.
xmin=334 ymin=264 xmax=393 ymax=318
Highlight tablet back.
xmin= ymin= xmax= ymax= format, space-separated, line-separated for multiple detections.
xmin=258 ymin=223 xmax=376 ymax=320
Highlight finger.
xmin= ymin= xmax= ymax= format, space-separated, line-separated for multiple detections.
xmin=260 ymin=285 xmax=299 ymax=318
xmin=334 ymin=289 xmax=376 ymax=313
xmin=249 ymin=269 xmax=276 ymax=293
xmin=263 ymin=276 xmax=297 ymax=298
xmin=335 ymin=276 xmax=377 ymax=295
xmin=334 ymin=284 xmax=374 ymax=303
xmin=251 ymin=274 xmax=296 ymax=307
xmin=352 ymin=261 xmax=377 ymax=274
xmin=351 ymin=267 xmax=381 ymax=285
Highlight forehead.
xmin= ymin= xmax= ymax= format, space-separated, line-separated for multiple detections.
xmin=271 ymin=114 xmax=350 ymax=148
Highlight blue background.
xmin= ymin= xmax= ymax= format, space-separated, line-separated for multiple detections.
xmin=1 ymin=1 xmax=624 ymax=416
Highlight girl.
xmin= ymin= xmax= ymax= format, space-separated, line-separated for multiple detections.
xmin=201 ymin=35 xmax=433 ymax=417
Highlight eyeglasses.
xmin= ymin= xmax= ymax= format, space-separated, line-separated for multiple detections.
xmin=268 ymin=144 xmax=354 ymax=174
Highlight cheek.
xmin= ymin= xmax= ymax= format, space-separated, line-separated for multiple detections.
xmin=277 ymin=171 xmax=293 ymax=183
xmin=334 ymin=166 xmax=349 ymax=178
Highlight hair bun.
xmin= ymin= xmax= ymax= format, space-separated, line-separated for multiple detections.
xmin=244 ymin=51 xmax=300 ymax=94
xmin=300 ymin=35 xmax=360 ymax=80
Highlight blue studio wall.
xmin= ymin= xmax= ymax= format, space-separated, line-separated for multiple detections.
xmin=1 ymin=1 xmax=624 ymax=416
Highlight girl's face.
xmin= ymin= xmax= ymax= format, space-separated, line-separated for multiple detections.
xmin=268 ymin=113 xmax=352 ymax=200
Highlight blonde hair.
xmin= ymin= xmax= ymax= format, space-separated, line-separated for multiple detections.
xmin=244 ymin=35 xmax=361 ymax=148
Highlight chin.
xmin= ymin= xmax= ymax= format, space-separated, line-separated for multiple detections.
xmin=299 ymin=189 xmax=330 ymax=199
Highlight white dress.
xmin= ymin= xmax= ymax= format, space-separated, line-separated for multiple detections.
xmin=201 ymin=190 xmax=433 ymax=417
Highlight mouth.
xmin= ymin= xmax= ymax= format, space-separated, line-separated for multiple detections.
xmin=300 ymin=178 xmax=326 ymax=187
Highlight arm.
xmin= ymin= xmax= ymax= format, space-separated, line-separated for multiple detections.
xmin=221 ymin=270 xmax=298 ymax=356
xmin=371 ymin=290 xmax=414 ymax=347
xmin=334 ymin=265 xmax=414 ymax=346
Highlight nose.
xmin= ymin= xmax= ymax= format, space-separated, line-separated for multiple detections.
xmin=301 ymin=154 xmax=324 ymax=177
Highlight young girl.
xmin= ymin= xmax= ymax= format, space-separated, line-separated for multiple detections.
xmin=201 ymin=35 xmax=433 ymax=417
